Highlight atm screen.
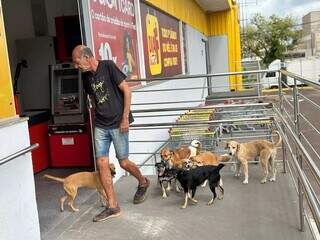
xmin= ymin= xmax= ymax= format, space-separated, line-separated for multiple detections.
xmin=60 ymin=77 xmax=78 ymax=94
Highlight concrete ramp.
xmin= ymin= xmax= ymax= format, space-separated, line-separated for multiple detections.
xmin=40 ymin=165 xmax=313 ymax=240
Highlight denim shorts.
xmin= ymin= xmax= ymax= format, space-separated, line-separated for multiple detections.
xmin=94 ymin=127 xmax=129 ymax=161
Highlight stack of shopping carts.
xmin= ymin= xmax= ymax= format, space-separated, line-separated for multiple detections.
xmin=168 ymin=108 xmax=218 ymax=150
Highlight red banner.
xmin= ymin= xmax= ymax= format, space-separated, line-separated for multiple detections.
xmin=88 ymin=0 xmax=140 ymax=81
xmin=140 ymin=2 xmax=182 ymax=78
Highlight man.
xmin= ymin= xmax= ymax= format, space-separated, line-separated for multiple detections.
xmin=72 ymin=45 xmax=150 ymax=222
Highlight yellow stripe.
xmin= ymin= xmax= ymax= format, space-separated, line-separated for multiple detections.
xmin=0 ymin=2 xmax=16 ymax=119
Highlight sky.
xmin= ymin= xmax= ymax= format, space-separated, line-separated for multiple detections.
xmin=239 ymin=0 xmax=320 ymax=24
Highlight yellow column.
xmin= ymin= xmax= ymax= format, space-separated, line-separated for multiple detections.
xmin=0 ymin=2 xmax=16 ymax=119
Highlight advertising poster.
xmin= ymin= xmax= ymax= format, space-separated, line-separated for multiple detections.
xmin=88 ymin=0 xmax=140 ymax=83
xmin=140 ymin=2 xmax=182 ymax=78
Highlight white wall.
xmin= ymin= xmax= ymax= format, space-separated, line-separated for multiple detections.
xmin=2 ymin=0 xmax=35 ymax=77
xmin=208 ymin=35 xmax=230 ymax=92
xmin=0 ymin=119 xmax=40 ymax=240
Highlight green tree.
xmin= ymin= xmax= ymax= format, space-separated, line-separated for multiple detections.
xmin=241 ymin=14 xmax=301 ymax=65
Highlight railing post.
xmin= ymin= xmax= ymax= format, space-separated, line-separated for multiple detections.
xmin=207 ymin=75 xmax=213 ymax=96
xmin=257 ymin=72 xmax=261 ymax=97
xmin=293 ymin=77 xmax=305 ymax=232
xmin=278 ymin=71 xmax=287 ymax=173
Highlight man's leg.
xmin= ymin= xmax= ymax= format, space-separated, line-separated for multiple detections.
xmin=119 ymin=159 xmax=147 ymax=186
xmin=93 ymin=127 xmax=121 ymax=222
xmin=97 ymin=156 xmax=118 ymax=208
xmin=111 ymin=129 xmax=150 ymax=204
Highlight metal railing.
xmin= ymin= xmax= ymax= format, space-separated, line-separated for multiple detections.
xmin=277 ymin=69 xmax=320 ymax=234
xmin=125 ymin=69 xmax=319 ymax=237
xmin=0 ymin=144 xmax=39 ymax=166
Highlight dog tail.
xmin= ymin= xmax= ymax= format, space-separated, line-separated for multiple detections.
xmin=43 ymin=174 xmax=65 ymax=183
xmin=215 ymin=163 xmax=225 ymax=172
xmin=218 ymin=154 xmax=231 ymax=163
xmin=272 ymin=130 xmax=282 ymax=147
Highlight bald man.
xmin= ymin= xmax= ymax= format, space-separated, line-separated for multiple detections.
xmin=72 ymin=45 xmax=149 ymax=222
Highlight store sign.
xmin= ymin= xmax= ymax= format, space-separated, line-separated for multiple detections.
xmin=140 ymin=2 xmax=182 ymax=78
xmin=88 ymin=0 xmax=140 ymax=80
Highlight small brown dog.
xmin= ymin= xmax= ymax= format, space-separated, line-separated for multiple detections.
xmin=226 ymin=130 xmax=282 ymax=184
xmin=44 ymin=163 xmax=116 ymax=212
xmin=160 ymin=140 xmax=201 ymax=169
xmin=190 ymin=151 xmax=231 ymax=166
xmin=189 ymin=151 xmax=230 ymax=187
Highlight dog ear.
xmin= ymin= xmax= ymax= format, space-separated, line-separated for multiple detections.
xmin=237 ymin=143 xmax=240 ymax=151
xmin=225 ymin=142 xmax=229 ymax=149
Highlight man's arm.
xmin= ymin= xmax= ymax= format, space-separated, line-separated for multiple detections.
xmin=118 ymin=81 xmax=131 ymax=132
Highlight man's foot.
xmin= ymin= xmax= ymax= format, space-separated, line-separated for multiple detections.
xmin=93 ymin=206 xmax=121 ymax=222
xmin=133 ymin=177 xmax=150 ymax=204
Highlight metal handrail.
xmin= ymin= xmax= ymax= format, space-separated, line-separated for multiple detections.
xmin=274 ymin=120 xmax=320 ymax=230
xmin=274 ymin=107 xmax=320 ymax=181
xmin=0 ymin=144 xmax=39 ymax=166
xmin=281 ymin=69 xmax=320 ymax=90
xmin=130 ymin=117 xmax=274 ymax=128
xmin=127 ymin=69 xmax=278 ymax=82
xmin=131 ymin=102 xmax=272 ymax=114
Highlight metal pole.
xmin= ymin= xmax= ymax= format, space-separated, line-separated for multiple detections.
xmin=293 ymin=77 xmax=305 ymax=232
xmin=257 ymin=72 xmax=261 ymax=97
xmin=278 ymin=71 xmax=287 ymax=173
xmin=87 ymin=95 xmax=97 ymax=171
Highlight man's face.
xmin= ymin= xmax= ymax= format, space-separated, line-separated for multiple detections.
xmin=72 ymin=53 xmax=91 ymax=72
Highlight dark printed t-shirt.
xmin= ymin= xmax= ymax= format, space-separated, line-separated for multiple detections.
xmin=83 ymin=60 xmax=134 ymax=129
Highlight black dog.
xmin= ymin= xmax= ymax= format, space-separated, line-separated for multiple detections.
xmin=155 ymin=161 xmax=180 ymax=198
xmin=176 ymin=164 xmax=225 ymax=208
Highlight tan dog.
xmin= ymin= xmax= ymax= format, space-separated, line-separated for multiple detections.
xmin=226 ymin=131 xmax=282 ymax=184
xmin=190 ymin=151 xmax=231 ymax=166
xmin=44 ymin=163 xmax=116 ymax=212
xmin=160 ymin=140 xmax=201 ymax=169
xmin=189 ymin=152 xmax=230 ymax=187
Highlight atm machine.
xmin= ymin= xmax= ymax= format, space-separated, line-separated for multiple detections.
xmin=49 ymin=63 xmax=92 ymax=167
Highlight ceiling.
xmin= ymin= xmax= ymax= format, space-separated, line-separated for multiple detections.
xmin=195 ymin=0 xmax=231 ymax=13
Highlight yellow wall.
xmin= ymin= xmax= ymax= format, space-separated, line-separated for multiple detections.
xmin=0 ymin=2 xmax=16 ymax=119
xmin=208 ymin=3 xmax=242 ymax=90
xmin=146 ymin=0 xmax=242 ymax=90
xmin=145 ymin=0 xmax=209 ymax=35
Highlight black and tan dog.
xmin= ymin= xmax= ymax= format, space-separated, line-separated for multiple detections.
xmin=44 ymin=163 xmax=116 ymax=212
xmin=176 ymin=164 xmax=225 ymax=209
xmin=155 ymin=161 xmax=180 ymax=198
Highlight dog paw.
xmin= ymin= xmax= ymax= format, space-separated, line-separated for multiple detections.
xmin=190 ymin=198 xmax=198 ymax=204
xmin=181 ymin=205 xmax=187 ymax=209
xmin=72 ymin=208 xmax=79 ymax=212
xmin=162 ymin=194 xmax=168 ymax=199
xmin=260 ymin=179 xmax=267 ymax=184
xmin=269 ymin=177 xmax=276 ymax=182
xmin=242 ymin=180 xmax=248 ymax=184
xmin=218 ymin=196 xmax=224 ymax=200
xmin=234 ymin=173 xmax=240 ymax=177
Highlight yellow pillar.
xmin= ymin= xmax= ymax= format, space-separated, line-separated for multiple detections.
xmin=0 ymin=2 xmax=16 ymax=119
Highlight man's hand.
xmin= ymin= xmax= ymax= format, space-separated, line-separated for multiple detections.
xmin=120 ymin=118 xmax=129 ymax=132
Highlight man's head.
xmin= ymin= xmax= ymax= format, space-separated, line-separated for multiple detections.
xmin=72 ymin=45 xmax=96 ymax=72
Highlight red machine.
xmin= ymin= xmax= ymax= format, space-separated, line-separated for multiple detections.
xmin=49 ymin=124 xmax=92 ymax=167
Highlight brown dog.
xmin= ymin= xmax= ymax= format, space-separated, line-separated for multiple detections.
xmin=44 ymin=163 xmax=116 ymax=212
xmin=190 ymin=151 xmax=231 ymax=166
xmin=189 ymin=151 xmax=230 ymax=187
xmin=226 ymin=130 xmax=282 ymax=184
xmin=160 ymin=140 xmax=201 ymax=169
